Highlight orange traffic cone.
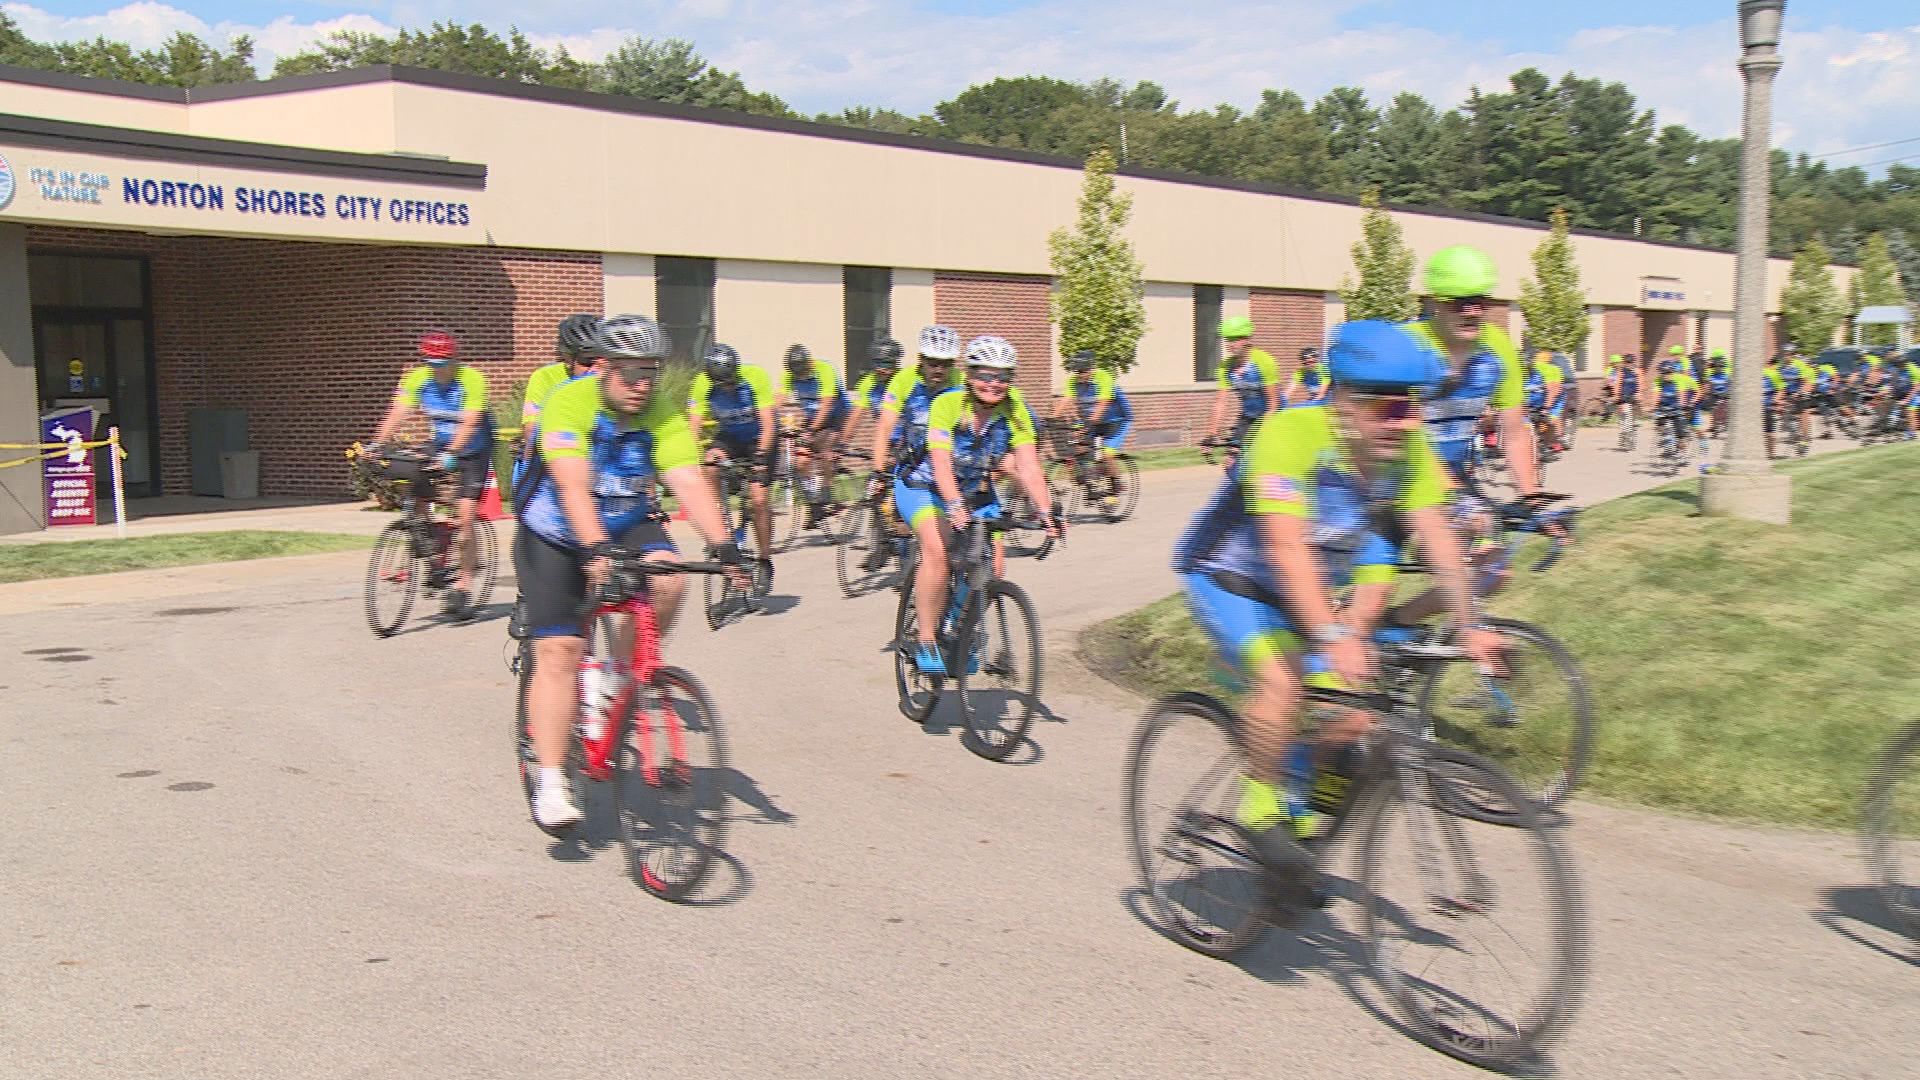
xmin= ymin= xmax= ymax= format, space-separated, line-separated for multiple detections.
xmin=477 ymin=467 xmax=506 ymax=521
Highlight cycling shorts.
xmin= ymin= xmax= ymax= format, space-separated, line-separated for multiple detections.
xmin=514 ymin=518 xmax=676 ymax=640
xmin=1183 ymin=570 xmax=1301 ymax=674
xmin=1093 ymin=418 xmax=1131 ymax=452
xmin=803 ymin=397 xmax=851 ymax=432
xmin=713 ymin=434 xmax=764 ymax=471
xmin=450 ymin=453 xmax=490 ymax=501
xmin=891 ymin=479 xmax=1001 ymax=531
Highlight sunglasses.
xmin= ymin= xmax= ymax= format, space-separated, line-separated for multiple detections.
xmin=967 ymin=368 xmax=1014 ymax=384
xmin=1441 ymin=296 xmax=1491 ymax=312
xmin=610 ymin=361 xmax=661 ymax=383
xmin=1352 ymin=392 xmax=1418 ymax=422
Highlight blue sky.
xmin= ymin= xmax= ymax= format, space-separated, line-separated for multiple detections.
xmin=6 ymin=1 xmax=1917 ymax=162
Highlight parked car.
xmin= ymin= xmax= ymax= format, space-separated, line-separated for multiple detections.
xmin=1813 ymin=347 xmax=1865 ymax=376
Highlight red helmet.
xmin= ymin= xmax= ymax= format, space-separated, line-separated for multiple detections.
xmin=417 ymin=331 xmax=457 ymax=360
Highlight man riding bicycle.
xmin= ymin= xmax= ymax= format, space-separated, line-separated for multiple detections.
xmin=513 ymin=314 xmax=748 ymax=831
xmin=1703 ymin=354 xmax=1730 ymax=439
xmin=1652 ymin=359 xmax=1705 ymax=471
xmin=1173 ymin=319 xmax=1502 ymax=885
xmin=1205 ymin=315 xmax=1283 ymax=449
xmin=1054 ymin=348 xmax=1134 ymax=498
xmin=687 ymin=342 xmax=779 ymax=590
xmin=1286 ymin=347 xmax=1331 ymax=407
xmin=508 ymin=315 xmax=605 ymax=634
xmin=1780 ymin=344 xmax=1818 ymax=454
xmin=895 ymin=336 xmax=1060 ymax=676
xmin=844 ymin=338 xmax=905 ymax=445
xmin=369 ymin=331 xmax=495 ymax=617
xmin=1525 ymin=350 xmax=1568 ymax=454
xmin=780 ymin=344 xmax=852 ymax=529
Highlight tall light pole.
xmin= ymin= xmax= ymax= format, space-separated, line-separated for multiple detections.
xmin=1702 ymin=0 xmax=1791 ymax=523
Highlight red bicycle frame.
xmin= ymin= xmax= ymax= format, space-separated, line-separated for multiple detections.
xmin=577 ymin=592 xmax=690 ymax=789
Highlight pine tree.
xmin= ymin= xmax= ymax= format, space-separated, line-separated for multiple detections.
xmin=1048 ymin=148 xmax=1148 ymax=373
xmin=1882 ymin=230 xmax=1920 ymax=309
xmin=1518 ymin=208 xmax=1589 ymax=355
xmin=1780 ymin=237 xmax=1847 ymax=351
xmin=1856 ymin=233 xmax=1911 ymax=347
xmin=1340 ymin=189 xmax=1419 ymax=322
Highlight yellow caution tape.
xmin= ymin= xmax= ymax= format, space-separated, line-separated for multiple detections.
xmin=0 ymin=439 xmax=118 ymax=450
xmin=0 ymin=439 xmax=126 ymax=469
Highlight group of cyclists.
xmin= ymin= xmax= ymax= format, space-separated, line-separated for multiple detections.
xmin=1595 ymin=339 xmax=1920 ymax=470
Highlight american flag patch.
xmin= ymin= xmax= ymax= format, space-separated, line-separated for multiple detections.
xmin=1260 ymin=474 xmax=1301 ymax=503
xmin=547 ymin=430 xmax=581 ymax=450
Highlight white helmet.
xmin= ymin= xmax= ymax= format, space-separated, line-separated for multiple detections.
xmin=917 ymin=325 xmax=962 ymax=361
xmin=964 ymin=335 xmax=1018 ymax=370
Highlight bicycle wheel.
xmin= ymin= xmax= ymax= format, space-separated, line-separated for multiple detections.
xmin=1417 ymin=618 xmax=1594 ymax=818
xmin=771 ymin=446 xmax=802 ymax=552
xmin=834 ymin=499 xmax=878 ymax=597
xmin=618 ymin=665 xmax=730 ymax=901
xmin=1862 ymin=721 xmax=1920 ymax=939
xmin=956 ymin=580 xmax=1042 ymax=761
xmin=703 ymin=485 xmax=748 ymax=629
xmin=1103 ymin=453 xmax=1141 ymax=522
xmin=892 ymin=562 xmax=941 ymax=723
xmin=1122 ymin=694 xmax=1268 ymax=958
xmin=364 ymin=522 xmax=417 ymax=637
xmin=1358 ymin=743 xmax=1587 ymax=1069
xmin=513 ymin=639 xmax=587 ymax=839
xmin=469 ymin=517 xmax=499 ymax=613
xmin=1045 ymin=459 xmax=1080 ymax=524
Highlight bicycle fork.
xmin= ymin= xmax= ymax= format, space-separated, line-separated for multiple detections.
xmin=1390 ymin=741 xmax=1496 ymax=917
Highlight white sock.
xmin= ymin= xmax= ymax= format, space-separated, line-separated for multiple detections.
xmin=539 ymin=767 xmax=569 ymax=795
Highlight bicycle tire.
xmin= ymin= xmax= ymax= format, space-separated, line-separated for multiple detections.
xmin=1122 ymin=693 xmax=1268 ymax=958
xmin=513 ymin=638 xmax=588 ymax=840
xmin=998 ymin=485 xmax=1047 ymax=557
xmin=1357 ymin=743 xmax=1588 ymax=1069
xmin=770 ymin=444 xmax=801 ymax=552
xmin=469 ymin=516 xmax=499 ymax=614
xmin=1416 ymin=618 xmax=1594 ymax=817
xmin=364 ymin=522 xmax=417 ymax=637
xmin=1098 ymin=454 xmax=1142 ymax=523
xmin=834 ymin=499 xmax=877 ymax=597
xmin=956 ymin=580 xmax=1043 ymax=761
xmin=1862 ymin=720 xmax=1920 ymax=939
xmin=619 ymin=665 xmax=730 ymax=901
xmin=892 ymin=557 xmax=942 ymax=723
xmin=1046 ymin=459 xmax=1080 ymax=524
xmin=703 ymin=478 xmax=749 ymax=629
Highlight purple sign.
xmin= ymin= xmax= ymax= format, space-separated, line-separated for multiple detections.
xmin=41 ymin=408 xmax=96 ymax=527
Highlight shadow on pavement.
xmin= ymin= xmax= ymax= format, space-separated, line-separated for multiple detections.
xmin=1812 ymin=886 xmax=1919 ymax=966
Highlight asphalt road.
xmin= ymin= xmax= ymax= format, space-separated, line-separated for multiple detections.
xmin=2 ymin=433 xmax=1913 ymax=1079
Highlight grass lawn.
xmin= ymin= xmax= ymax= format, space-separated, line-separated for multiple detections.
xmin=0 ymin=530 xmax=373 ymax=584
xmin=1082 ymin=441 xmax=1920 ymax=830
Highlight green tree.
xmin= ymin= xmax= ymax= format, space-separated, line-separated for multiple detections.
xmin=1882 ymin=230 xmax=1920 ymax=311
xmin=1855 ymin=233 xmax=1911 ymax=346
xmin=1048 ymin=148 xmax=1147 ymax=373
xmin=0 ymin=13 xmax=57 ymax=68
xmin=934 ymin=76 xmax=1088 ymax=148
xmin=1518 ymin=208 xmax=1589 ymax=355
xmin=1311 ymin=86 xmax=1379 ymax=192
xmin=595 ymin=37 xmax=792 ymax=116
xmin=1780 ymin=237 xmax=1847 ymax=351
xmin=1340 ymin=189 xmax=1419 ymax=322
xmin=1365 ymin=93 xmax=1470 ymax=208
xmin=275 ymin=22 xmax=590 ymax=87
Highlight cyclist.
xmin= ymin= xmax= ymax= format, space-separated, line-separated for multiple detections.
xmin=869 ymin=327 xmax=965 ymax=569
xmin=1894 ymin=353 xmax=1920 ymax=440
xmin=1704 ymin=354 xmax=1730 ymax=439
xmin=897 ymin=336 xmax=1061 ymax=676
xmin=1779 ymin=345 xmax=1817 ymax=455
xmin=1651 ymin=358 xmax=1702 ymax=468
xmin=1525 ymin=350 xmax=1568 ymax=454
xmin=1054 ymin=348 xmax=1134 ymax=500
xmin=687 ymin=343 xmax=778 ymax=589
xmin=780 ymin=344 xmax=853 ymax=528
xmin=1286 ymin=347 xmax=1331 ymax=407
xmin=514 ymin=315 xmax=748 ymax=830
xmin=1811 ymin=354 xmax=1843 ymax=438
xmin=507 ymin=315 xmax=605 ymax=636
xmin=844 ymin=338 xmax=905 ymax=446
xmin=1761 ymin=353 xmax=1786 ymax=458
xmin=1205 ymin=315 xmax=1283 ymax=450
xmin=369 ymin=331 xmax=495 ymax=617
xmin=1173 ymin=319 xmax=1502 ymax=883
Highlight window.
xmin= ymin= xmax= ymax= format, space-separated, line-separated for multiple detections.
xmin=1193 ymin=285 xmax=1223 ymax=382
xmin=655 ymin=257 xmax=715 ymax=367
xmin=843 ymin=266 xmax=893 ymax=384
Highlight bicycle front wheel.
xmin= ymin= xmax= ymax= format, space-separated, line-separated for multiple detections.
xmin=1418 ymin=618 xmax=1594 ymax=816
xmin=1862 ymin=721 xmax=1920 ymax=939
xmin=1101 ymin=453 xmax=1141 ymax=522
xmin=1122 ymin=694 xmax=1267 ymax=958
xmin=956 ymin=580 xmax=1042 ymax=761
xmin=1045 ymin=459 xmax=1081 ymax=524
xmin=618 ymin=665 xmax=730 ymax=901
xmin=364 ymin=522 xmax=417 ymax=637
xmin=892 ymin=559 xmax=941 ymax=723
xmin=1358 ymin=743 xmax=1587 ymax=1069
xmin=470 ymin=516 xmax=499 ymax=613
xmin=834 ymin=499 xmax=878 ymax=597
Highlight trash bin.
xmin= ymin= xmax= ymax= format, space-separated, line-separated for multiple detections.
xmin=218 ymin=450 xmax=260 ymax=499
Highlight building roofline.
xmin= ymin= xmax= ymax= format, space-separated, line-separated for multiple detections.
xmin=0 ymin=110 xmax=487 ymax=188
xmin=0 ymin=63 xmax=1812 ymax=261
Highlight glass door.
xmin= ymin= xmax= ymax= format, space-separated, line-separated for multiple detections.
xmin=33 ymin=316 xmax=156 ymax=497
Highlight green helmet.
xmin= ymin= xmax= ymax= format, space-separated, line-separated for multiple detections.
xmin=1220 ymin=315 xmax=1254 ymax=340
xmin=1669 ymin=344 xmax=1686 ymax=356
xmin=1710 ymin=348 xmax=1726 ymax=359
xmin=1424 ymin=245 xmax=1498 ymax=299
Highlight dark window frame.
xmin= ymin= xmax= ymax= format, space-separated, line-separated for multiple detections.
xmin=655 ymin=256 xmax=716 ymax=367
xmin=1193 ymin=285 xmax=1224 ymax=382
xmin=843 ymin=266 xmax=893 ymax=386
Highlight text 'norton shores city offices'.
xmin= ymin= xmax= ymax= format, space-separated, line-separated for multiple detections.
xmin=120 ymin=175 xmax=472 ymax=226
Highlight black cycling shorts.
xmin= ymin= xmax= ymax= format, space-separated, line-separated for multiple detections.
xmin=452 ymin=454 xmax=490 ymax=501
xmin=514 ymin=519 xmax=677 ymax=640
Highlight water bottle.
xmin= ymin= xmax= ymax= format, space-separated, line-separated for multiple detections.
xmin=578 ymin=661 xmax=607 ymax=742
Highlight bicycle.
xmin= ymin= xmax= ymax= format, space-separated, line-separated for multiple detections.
xmin=1198 ymin=434 xmax=1240 ymax=471
xmin=1615 ymin=399 xmax=1638 ymax=452
xmin=351 ymin=444 xmax=499 ymax=637
xmin=1044 ymin=418 xmax=1141 ymax=524
xmin=1122 ymin=668 xmax=1588 ymax=1068
xmin=1648 ymin=407 xmax=1688 ymax=475
xmin=1781 ymin=399 xmax=1812 ymax=458
xmin=1862 ymin=719 xmax=1920 ymax=940
xmin=702 ymin=451 xmax=771 ymax=629
xmin=834 ymin=449 xmax=916 ymax=596
xmin=892 ymin=502 xmax=1051 ymax=761
xmin=511 ymin=547 xmax=736 ymax=901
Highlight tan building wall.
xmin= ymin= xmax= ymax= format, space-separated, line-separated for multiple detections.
xmin=715 ymin=259 xmax=844 ymax=368
xmin=891 ymin=269 xmax=937 ymax=350
xmin=1132 ymin=282 xmax=1197 ymax=390
xmin=602 ymin=254 xmax=656 ymax=316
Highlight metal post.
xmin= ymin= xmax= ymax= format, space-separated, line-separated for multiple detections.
xmin=1702 ymin=0 xmax=1792 ymax=524
xmin=109 ymin=426 xmax=126 ymax=539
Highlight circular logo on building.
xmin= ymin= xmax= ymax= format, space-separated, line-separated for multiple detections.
xmin=0 ymin=152 xmax=15 ymax=211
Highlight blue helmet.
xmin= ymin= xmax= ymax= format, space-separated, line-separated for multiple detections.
xmin=1327 ymin=320 xmax=1441 ymax=393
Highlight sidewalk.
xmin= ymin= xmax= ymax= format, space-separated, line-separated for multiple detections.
xmin=0 ymin=496 xmax=394 ymax=544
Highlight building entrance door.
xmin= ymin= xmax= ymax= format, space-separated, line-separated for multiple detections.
xmin=33 ymin=313 xmax=156 ymax=497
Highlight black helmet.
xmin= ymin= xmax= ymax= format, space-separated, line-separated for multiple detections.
xmin=557 ymin=313 xmax=600 ymax=358
xmin=1299 ymin=346 xmax=1322 ymax=362
xmin=784 ymin=344 xmax=811 ymax=370
xmin=705 ymin=343 xmax=741 ymax=382
xmin=1065 ymin=349 xmax=1096 ymax=372
xmin=869 ymin=338 xmax=903 ymax=367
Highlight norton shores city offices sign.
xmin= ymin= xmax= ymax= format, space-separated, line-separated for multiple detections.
xmin=0 ymin=147 xmax=478 ymax=239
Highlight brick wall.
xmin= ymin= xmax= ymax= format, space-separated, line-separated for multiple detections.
xmin=933 ymin=271 xmax=1055 ymax=407
xmin=1249 ymin=288 xmax=1326 ymax=383
xmin=25 ymin=227 xmax=601 ymax=497
xmin=1601 ymin=307 xmax=1641 ymax=361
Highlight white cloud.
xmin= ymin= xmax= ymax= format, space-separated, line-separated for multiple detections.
xmin=6 ymin=2 xmax=1917 ymax=167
